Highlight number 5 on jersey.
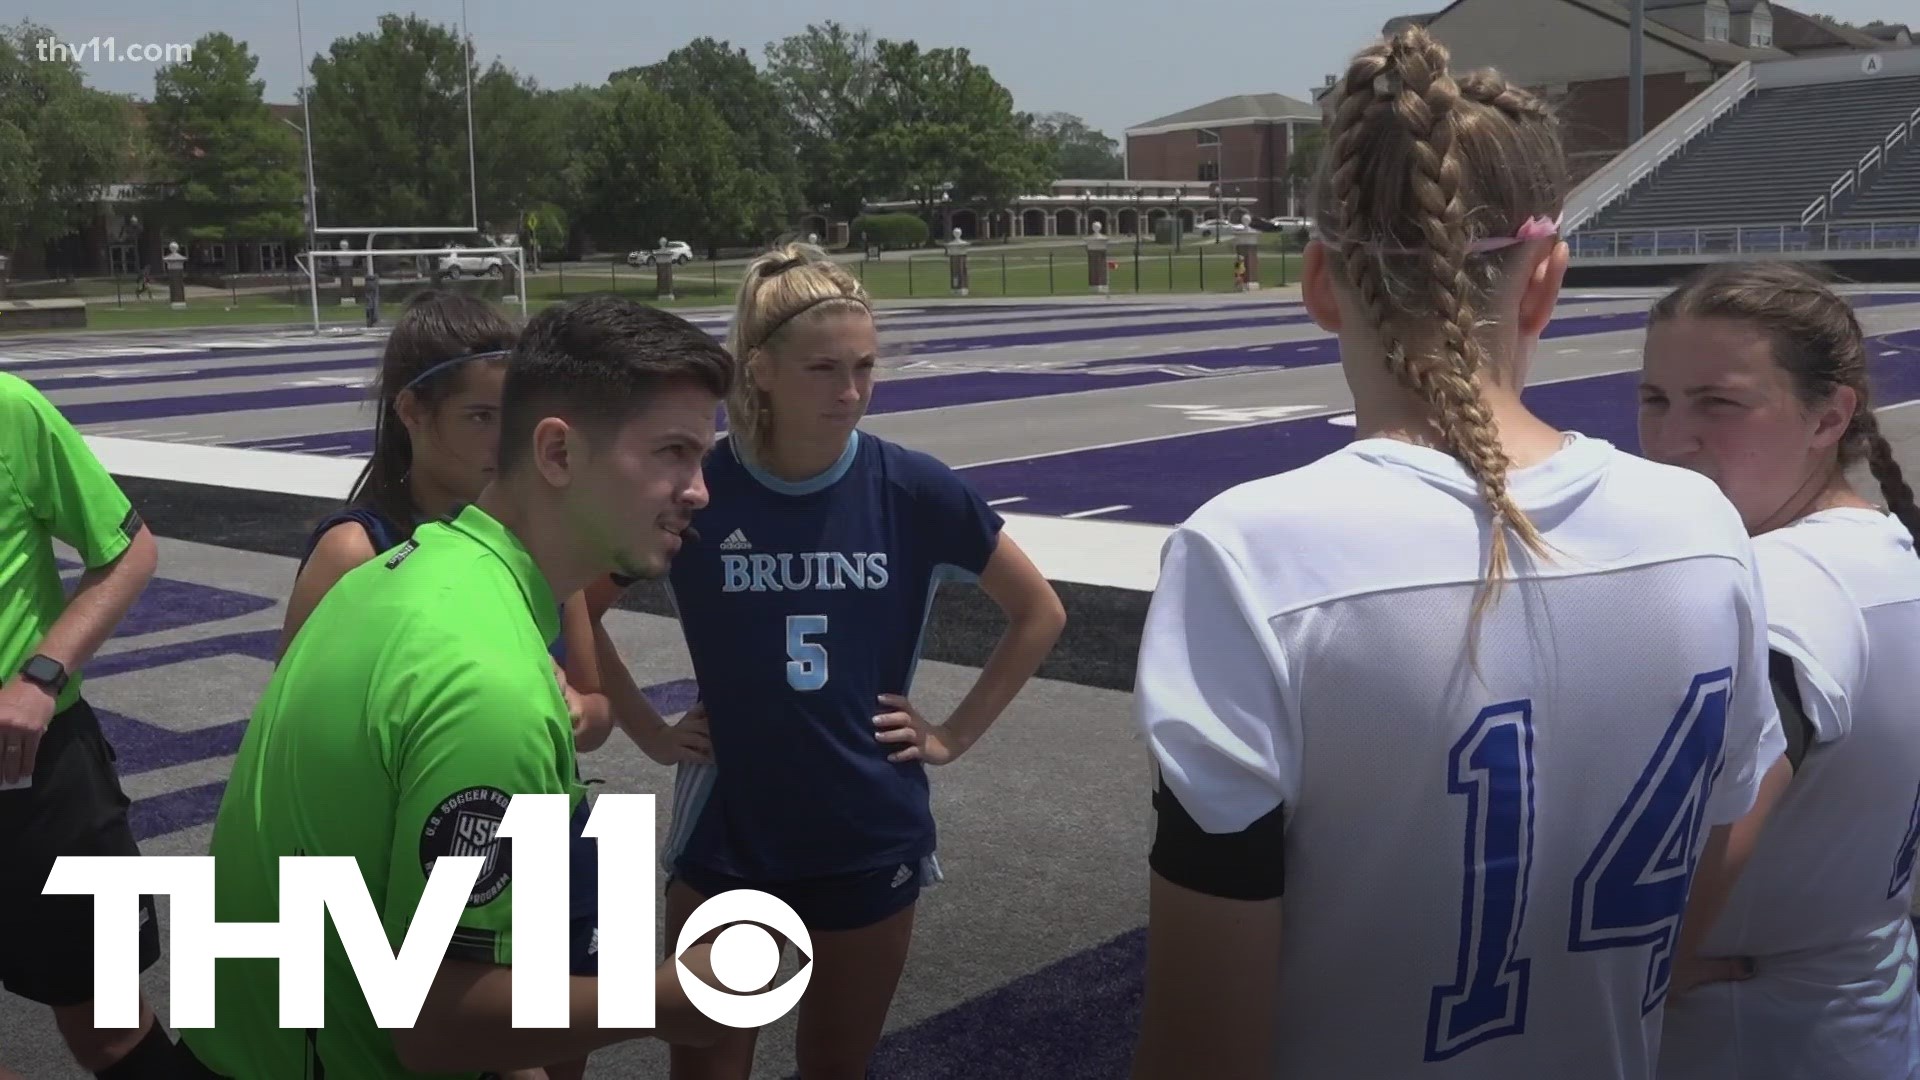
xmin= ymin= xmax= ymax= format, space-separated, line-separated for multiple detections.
xmin=786 ymin=615 xmax=828 ymax=691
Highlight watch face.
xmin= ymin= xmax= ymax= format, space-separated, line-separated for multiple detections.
xmin=23 ymin=656 xmax=63 ymax=686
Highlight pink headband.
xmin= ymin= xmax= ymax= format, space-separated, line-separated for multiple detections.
xmin=1360 ymin=213 xmax=1562 ymax=255
xmin=1471 ymin=213 xmax=1563 ymax=252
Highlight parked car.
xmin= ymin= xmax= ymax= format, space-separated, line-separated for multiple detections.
xmin=437 ymin=250 xmax=504 ymax=277
xmin=1195 ymin=218 xmax=1252 ymax=237
xmin=626 ymin=241 xmax=694 ymax=266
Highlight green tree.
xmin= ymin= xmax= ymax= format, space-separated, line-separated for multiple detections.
xmin=1033 ymin=112 xmax=1123 ymax=179
xmin=305 ymin=14 xmax=488 ymax=233
xmin=470 ymin=65 xmax=569 ymax=234
xmin=624 ymin=37 xmax=800 ymax=248
xmin=0 ymin=20 xmax=138 ymax=276
xmin=860 ymin=41 xmax=1054 ymax=217
xmin=566 ymin=78 xmax=715 ymax=250
xmin=764 ymin=21 xmax=879 ymax=224
xmin=148 ymin=32 xmax=304 ymax=260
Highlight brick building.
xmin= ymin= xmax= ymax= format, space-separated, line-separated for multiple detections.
xmin=1123 ymin=94 xmax=1322 ymax=220
xmin=1311 ymin=0 xmax=1909 ymax=187
xmin=16 ymin=100 xmax=308 ymax=280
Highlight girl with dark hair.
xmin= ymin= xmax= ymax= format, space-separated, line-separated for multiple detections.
xmin=1640 ymin=261 xmax=1920 ymax=1079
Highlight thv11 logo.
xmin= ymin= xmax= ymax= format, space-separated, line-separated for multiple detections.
xmin=42 ymin=794 xmax=811 ymax=1030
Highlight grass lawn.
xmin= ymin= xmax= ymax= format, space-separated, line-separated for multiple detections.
xmin=531 ymin=239 xmax=1299 ymax=302
xmin=0 ymin=294 xmax=367 ymax=335
xmin=0 ymin=235 xmax=1302 ymax=335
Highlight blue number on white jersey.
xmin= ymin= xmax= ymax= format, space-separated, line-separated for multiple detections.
xmin=786 ymin=614 xmax=829 ymax=691
xmin=1426 ymin=669 xmax=1732 ymax=1062
xmin=1887 ymin=781 xmax=1920 ymax=899
xmin=1426 ymin=701 xmax=1537 ymax=1061
xmin=1569 ymin=668 xmax=1730 ymax=1013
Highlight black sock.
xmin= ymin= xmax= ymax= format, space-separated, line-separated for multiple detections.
xmin=93 ymin=1023 xmax=201 ymax=1080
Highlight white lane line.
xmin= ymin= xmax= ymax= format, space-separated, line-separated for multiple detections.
xmin=987 ymin=496 xmax=1028 ymax=506
xmin=1063 ymin=504 xmax=1132 ymax=519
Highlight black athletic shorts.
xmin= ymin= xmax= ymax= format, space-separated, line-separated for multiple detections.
xmin=0 ymin=698 xmax=161 ymax=1007
xmin=668 ymin=858 xmax=924 ymax=934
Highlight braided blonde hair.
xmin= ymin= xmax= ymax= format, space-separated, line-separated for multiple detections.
xmin=1312 ymin=26 xmax=1568 ymax=654
xmin=724 ymin=243 xmax=872 ymax=460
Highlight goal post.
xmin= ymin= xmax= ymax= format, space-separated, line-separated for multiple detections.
xmin=293 ymin=243 xmax=529 ymax=335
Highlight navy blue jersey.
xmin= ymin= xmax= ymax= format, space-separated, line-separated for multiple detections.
xmin=668 ymin=430 xmax=1004 ymax=881
xmin=302 ymin=505 xmax=569 ymax=664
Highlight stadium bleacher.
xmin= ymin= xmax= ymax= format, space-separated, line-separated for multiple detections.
xmin=1842 ymin=127 xmax=1920 ymax=223
xmin=1581 ymin=74 xmax=1920 ymax=232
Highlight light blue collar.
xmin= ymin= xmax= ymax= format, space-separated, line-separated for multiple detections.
xmin=736 ymin=430 xmax=861 ymax=496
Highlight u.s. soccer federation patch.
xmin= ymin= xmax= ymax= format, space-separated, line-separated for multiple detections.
xmin=419 ymin=786 xmax=514 ymax=906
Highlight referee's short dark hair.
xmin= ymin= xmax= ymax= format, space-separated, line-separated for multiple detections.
xmin=497 ymin=295 xmax=734 ymax=476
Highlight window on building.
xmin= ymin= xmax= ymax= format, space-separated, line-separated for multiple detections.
xmin=1706 ymin=7 xmax=1730 ymax=41
xmin=259 ymin=242 xmax=288 ymax=272
xmin=1198 ymin=160 xmax=1219 ymax=182
xmin=1752 ymin=15 xmax=1772 ymax=46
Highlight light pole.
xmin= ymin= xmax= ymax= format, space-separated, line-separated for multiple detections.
xmin=292 ymin=0 xmax=321 ymax=332
xmin=461 ymin=0 xmax=479 ymax=233
xmin=280 ymin=114 xmax=320 ymax=331
xmin=1630 ymin=0 xmax=1645 ymax=142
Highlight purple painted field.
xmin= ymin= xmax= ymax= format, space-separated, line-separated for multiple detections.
xmin=219 ymin=307 xmax=1679 ymax=457
xmin=960 ymin=328 xmax=1920 ymax=525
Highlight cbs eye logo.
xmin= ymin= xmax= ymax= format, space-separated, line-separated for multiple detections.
xmin=674 ymin=890 xmax=814 ymax=1027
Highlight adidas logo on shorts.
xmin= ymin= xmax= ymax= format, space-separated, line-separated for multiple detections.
xmin=891 ymin=864 xmax=913 ymax=888
xmin=720 ymin=529 xmax=752 ymax=551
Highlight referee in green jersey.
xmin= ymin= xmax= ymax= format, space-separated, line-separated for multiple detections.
xmin=177 ymin=296 xmax=735 ymax=1079
xmin=0 ymin=372 xmax=192 ymax=1078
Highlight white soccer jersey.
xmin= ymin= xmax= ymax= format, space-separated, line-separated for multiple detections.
xmin=1136 ymin=433 xmax=1786 ymax=1080
xmin=1658 ymin=507 xmax=1920 ymax=1080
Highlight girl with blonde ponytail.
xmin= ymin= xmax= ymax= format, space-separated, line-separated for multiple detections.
xmin=1131 ymin=27 xmax=1786 ymax=1079
xmin=659 ymin=243 xmax=1065 ymax=1079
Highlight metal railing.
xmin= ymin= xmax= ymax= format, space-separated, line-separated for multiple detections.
xmin=1571 ymin=217 xmax=1920 ymax=260
xmin=1562 ymin=62 xmax=1757 ymax=235
xmin=1801 ymin=105 xmax=1920 ymax=224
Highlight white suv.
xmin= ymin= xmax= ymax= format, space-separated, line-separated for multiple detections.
xmin=438 ymin=250 xmax=504 ymax=277
xmin=627 ymin=241 xmax=694 ymax=266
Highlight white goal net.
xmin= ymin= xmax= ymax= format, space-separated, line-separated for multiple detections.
xmin=292 ymin=243 xmax=529 ymax=335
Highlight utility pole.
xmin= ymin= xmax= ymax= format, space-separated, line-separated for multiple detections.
xmin=1630 ymin=0 xmax=1646 ymax=142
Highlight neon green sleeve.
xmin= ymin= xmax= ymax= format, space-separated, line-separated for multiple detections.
xmin=382 ymin=649 xmax=576 ymax=967
xmin=0 ymin=372 xmax=137 ymax=568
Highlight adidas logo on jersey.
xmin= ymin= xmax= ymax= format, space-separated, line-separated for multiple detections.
xmin=719 ymin=529 xmax=752 ymax=551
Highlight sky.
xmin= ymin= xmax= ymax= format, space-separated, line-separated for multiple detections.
xmin=7 ymin=0 xmax=1917 ymax=139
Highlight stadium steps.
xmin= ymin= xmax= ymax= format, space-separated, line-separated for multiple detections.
xmin=1580 ymin=75 xmax=1920 ymax=233
xmin=1837 ymin=137 xmax=1920 ymax=224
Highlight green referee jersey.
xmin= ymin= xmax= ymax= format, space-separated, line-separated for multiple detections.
xmin=179 ymin=503 xmax=583 ymax=1080
xmin=0 ymin=372 xmax=140 ymax=715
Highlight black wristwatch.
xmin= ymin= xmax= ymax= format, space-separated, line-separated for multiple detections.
xmin=18 ymin=654 xmax=68 ymax=696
